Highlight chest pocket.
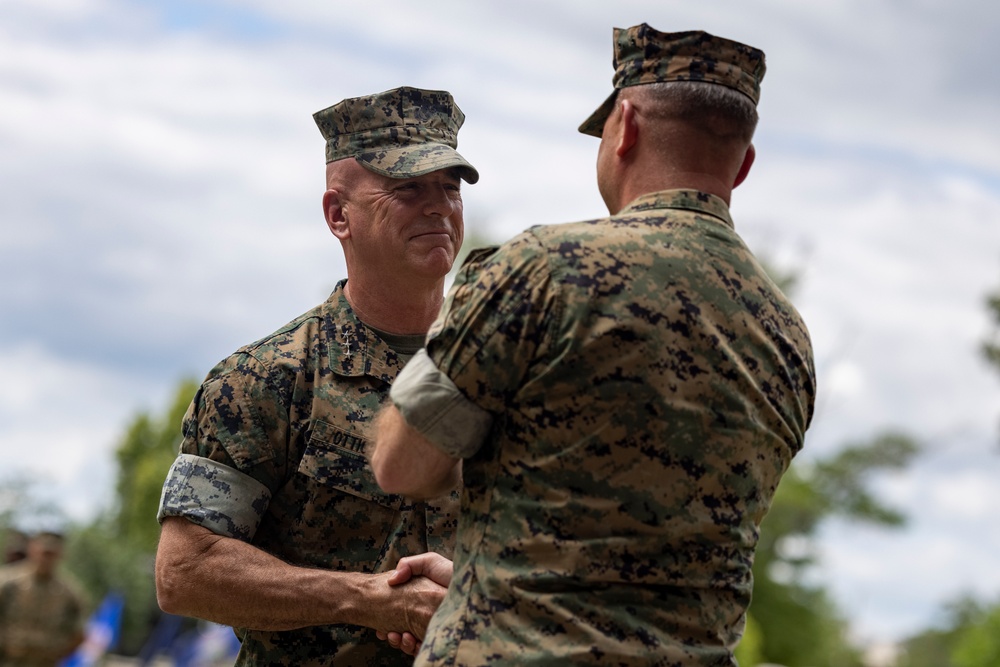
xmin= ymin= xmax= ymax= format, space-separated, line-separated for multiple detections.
xmin=301 ymin=419 xmax=403 ymax=510
xmin=285 ymin=419 xmax=406 ymax=571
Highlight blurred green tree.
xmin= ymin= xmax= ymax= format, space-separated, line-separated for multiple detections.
xmin=733 ymin=612 xmax=765 ymax=666
xmin=982 ymin=282 xmax=1000 ymax=368
xmin=982 ymin=280 xmax=1000 ymax=441
xmin=736 ymin=256 xmax=919 ymax=666
xmin=64 ymin=378 xmax=198 ymax=654
xmin=898 ymin=596 xmax=987 ymax=667
xmin=113 ymin=378 xmax=199 ymax=552
xmin=748 ymin=431 xmax=919 ymax=667
xmin=0 ymin=474 xmax=66 ymax=536
xmin=951 ymin=598 xmax=1000 ymax=667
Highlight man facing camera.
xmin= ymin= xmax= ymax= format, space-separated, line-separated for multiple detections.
xmin=156 ymin=86 xmax=477 ymax=666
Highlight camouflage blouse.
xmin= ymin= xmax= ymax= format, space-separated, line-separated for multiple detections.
xmin=159 ymin=281 xmax=458 ymax=667
xmin=395 ymin=190 xmax=816 ymax=666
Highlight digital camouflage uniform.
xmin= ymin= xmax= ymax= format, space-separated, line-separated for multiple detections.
xmin=158 ymin=282 xmax=459 ymax=666
xmin=0 ymin=567 xmax=88 ymax=667
xmin=389 ymin=25 xmax=816 ymax=667
xmin=393 ymin=190 xmax=815 ymax=666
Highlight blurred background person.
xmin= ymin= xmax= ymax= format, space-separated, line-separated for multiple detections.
xmin=0 ymin=531 xmax=89 ymax=667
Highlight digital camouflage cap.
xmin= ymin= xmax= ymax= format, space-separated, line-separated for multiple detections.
xmin=313 ymin=86 xmax=479 ymax=184
xmin=579 ymin=24 xmax=767 ymax=137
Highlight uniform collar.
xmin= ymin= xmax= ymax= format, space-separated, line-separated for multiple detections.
xmin=619 ymin=189 xmax=734 ymax=229
xmin=324 ymin=280 xmax=408 ymax=382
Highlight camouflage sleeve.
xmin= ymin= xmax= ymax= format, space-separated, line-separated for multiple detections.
xmin=157 ymin=351 xmax=290 ymax=539
xmin=424 ymin=231 xmax=559 ymax=417
xmin=390 ymin=349 xmax=494 ymax=458
xmin=156 ymin=454 xmax=272 ymax=541
xmin=184 ymin=349 xmax=294 ymax=476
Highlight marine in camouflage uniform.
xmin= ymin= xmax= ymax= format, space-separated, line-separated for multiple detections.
xmin=0 ymin=533 xmax=88 ymax=667
xmin=373 ymin=25 xmax=816 ymax=666
xmin=156 ymin=87 xmax=478 ymax=666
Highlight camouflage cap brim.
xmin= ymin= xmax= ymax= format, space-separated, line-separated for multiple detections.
xmin=356 ymin=142 xmax=480 ymax=184
xmin=578 ymin=90 xmax=619 ymax=138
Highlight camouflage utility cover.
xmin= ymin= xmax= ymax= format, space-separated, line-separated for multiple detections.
xmin=0 ymin=569 xmax=88 ymax=667
xmin=410 ymin=190 xmax=815 ymax=666
xmin=314 ymin=86 xmax=479 ymax=184
xmin=580 ymin=24 xmax=766 ymax=137
xmin=158 ymin=281 xmax=458 ymax=667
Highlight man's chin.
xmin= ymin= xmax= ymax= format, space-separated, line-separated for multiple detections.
xmin=408 ymin=249 xmax=456 ymax=281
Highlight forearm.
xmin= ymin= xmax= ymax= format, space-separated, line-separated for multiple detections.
xmin=155 ymin=517 xmax=447 ymax=637
xmin=155 ymin=517 xmax=369 ymax=630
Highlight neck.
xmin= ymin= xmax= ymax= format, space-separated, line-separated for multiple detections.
xmin=343 ymin=277 xmax=445 ymax=335
xmin=617 ymin=169 xmax=732 ymax=213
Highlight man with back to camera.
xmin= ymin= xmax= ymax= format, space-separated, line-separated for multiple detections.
xmin=154 ymin=86 xmax=477 ymax=666
xmin=371 ymin=25 xmax=817 ymax=666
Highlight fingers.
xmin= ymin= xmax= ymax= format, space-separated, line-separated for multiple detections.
xmin=390 ymin=552 xmax=454 ymax=588
xmin=378 ymin=631 xmax=421 ymax=657
xmin=399 ymin=633 xmax=421 ymax=656
xmin=386 ymin=561 xmax=413 ymax=586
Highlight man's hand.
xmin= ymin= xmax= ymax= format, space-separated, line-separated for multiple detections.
xmin=389 ymin=551 xmax=454 ymax=588
xmin=375 ymin=553 xmax=455 ymax=656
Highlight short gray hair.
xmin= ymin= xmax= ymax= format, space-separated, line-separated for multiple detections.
xmin=628 ymin=81 xmax=759 ymax=143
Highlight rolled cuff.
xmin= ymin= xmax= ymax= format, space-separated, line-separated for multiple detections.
xmin=156 ymin=454 xmax=271 ymax=542
xmin=390 ymin=349 xmax=493 ymax=459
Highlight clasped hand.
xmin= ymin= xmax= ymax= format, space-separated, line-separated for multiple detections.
xmin=376 ymin=552 xmax=454 ymax=657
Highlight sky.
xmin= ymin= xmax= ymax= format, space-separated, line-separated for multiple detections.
xmin=1 ymin=0 xmax=999 ymax=650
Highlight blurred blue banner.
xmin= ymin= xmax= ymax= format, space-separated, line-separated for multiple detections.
xmin=59 ymin=592 xmax=125 ymax=667
xmin=172 ymin=622 xmax=241 ymax=667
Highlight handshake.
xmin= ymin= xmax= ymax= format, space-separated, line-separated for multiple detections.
xmin=374 ymin=551 xmax=454 ymax=657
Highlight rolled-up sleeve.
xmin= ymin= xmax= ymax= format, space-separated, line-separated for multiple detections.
xmin=157 ymin=454 xmax=272 ymax=542
xmin=390 ymin=349 xmax=494 ymax=459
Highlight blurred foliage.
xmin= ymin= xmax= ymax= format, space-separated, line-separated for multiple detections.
xmin=982 ymin=280 xmax=1000 ymax=442
xmin=898 ymin=596 xmax=993 ymax=667
xmin=0 ymin=474 xmax=67 ymax=535
xmin=759 ymin=257 xmax=800 ymax=300
xmin=982 ymin=283 xmax=1000 ymax=368
xmin=749 ymin=431 xmax=919 ymax=667
xmin=114 ymin=378 xmax=200 ymax=552
xmin=901 ymin=626 xmax=961 ymax=667
xmin=65 ymin=518 xmax=160 ymax=655
xmin=951 ymin=598 xmax=1000 ymax=667
xmin=734 ymin=612 xmax=764 ymax=667
xmin=54 ymin=379 xmax=197 ymax=655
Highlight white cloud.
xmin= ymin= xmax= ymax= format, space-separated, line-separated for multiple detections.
xmin=0 ymin=342 xmax=170 ymax=521
xmin=927 ymin=469 xmax=999 ymax=522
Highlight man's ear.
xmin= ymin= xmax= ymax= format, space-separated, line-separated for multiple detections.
xmin=323 ymin=190 xmax=349 ymax=239
xmin=733 ymin=143 xmax=756 ymax=189
xmin=616 ymin=99 xmax=639 ymax=157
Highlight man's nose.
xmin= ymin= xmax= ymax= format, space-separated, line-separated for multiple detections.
xmin=423 ymin=185 xmax=456 ymax=217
